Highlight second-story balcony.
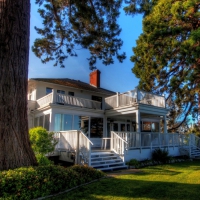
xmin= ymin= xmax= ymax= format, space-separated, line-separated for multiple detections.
xmin=35 ymin=92 xmax=102 ymax=110
xmin=105 ymin=88 xmax=165 ymax=110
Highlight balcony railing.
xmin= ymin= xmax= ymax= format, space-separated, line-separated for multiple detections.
xmin=36 ymin=92 xmax=101 ymax=110
xmin=105 ymin=88 xmax=165 ymax=109
xmin=36 ymin=93 xmax=53 ymax=108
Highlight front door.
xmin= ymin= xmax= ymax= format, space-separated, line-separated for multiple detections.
xmin=90 ymin=117 xmax=103 ymax=148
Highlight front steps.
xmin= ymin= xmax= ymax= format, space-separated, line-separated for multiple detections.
xmin=90 ymin=151 xmax=127 ymax=171
xmin=191 ymin=147 xmax=200 ymax=158
xmin=180 ymin=146 xmax=200 ymax=158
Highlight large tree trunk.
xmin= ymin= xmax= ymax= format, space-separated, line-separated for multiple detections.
xmin=0 ymin=0 xmax=37 ymax=170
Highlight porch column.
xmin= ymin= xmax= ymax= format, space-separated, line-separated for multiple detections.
xmin=136 ymin=110 xmax=141 ymax=132
xmin=49 ymin=111 xmax=54 ymax=131
xmin=103 ymin=117 xmax=107 ymax=137
xmin=163 ymin=115 xmax=167 ymax=134
xmin=116 ymin=92 xmax=119 ymax=107
xmin=88 ymin=116 xmax=91 ymax=138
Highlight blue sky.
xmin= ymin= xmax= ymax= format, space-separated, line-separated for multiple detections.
xmin=29 ymin=1 xmax=143 ymax=92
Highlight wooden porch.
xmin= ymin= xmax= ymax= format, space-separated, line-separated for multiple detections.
xmin=50 ymin=130 xmax=200 ymax=171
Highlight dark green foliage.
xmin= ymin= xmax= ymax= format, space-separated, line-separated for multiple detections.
xmin=70 ymin=165 xmax=105 ymax=183
xmin=0 ymin=165 xmax=105 ymax=199
xmin=186 ymin=124 xmax=200 ymax=137
xmin=32 ymin=0 xmax=126 ymax=69
xmin=126 ymin=159 xmax=139 ymax=168
xmin=131 ymin=0 xmax=200 ymax=131
xmin=124 ymin=0 xmax=159 ymax=16
xmin=152 ymin=148 xmax=170 ymax=164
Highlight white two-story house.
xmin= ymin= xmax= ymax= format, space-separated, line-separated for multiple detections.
xmin=28 ymin=70 xmax=199 ymax=170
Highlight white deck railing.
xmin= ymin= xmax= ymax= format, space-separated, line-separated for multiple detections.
xmin=113 ymin=132 xmax=186 ymax=150
xmin=137 ymin=90 xmax=165 ymax=107
xmin=55 ymin=130 xmax=93 ymax=166
xmin=56 ymin=93 xmax=101 ymax=109
xmin=36 ymin=92 xmax=101 ymax=110
xmin=105 ymin=88 xmax=165 ymax=109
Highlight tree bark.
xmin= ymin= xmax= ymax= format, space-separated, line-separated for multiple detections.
xmin=0 ymin=0 xmax=37 ymax=170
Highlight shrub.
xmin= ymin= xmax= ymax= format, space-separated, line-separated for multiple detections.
xmin=29 ymin=127 xmax=57 ymax=155
xmin=70 ymin=165 xmax=105 ymax=183
xmin=152 ymin=148 xmax=170 ymax=164
xmin=126 ymin=159 xmax=139 ymax=168
xmin=0 ymin=165 xmax=105 ymax=200
xmin=36 ymin=154 xmax=53 ymax=166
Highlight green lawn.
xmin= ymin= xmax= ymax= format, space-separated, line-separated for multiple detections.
xmin=49 ymin=160 xmax=200 ymax=200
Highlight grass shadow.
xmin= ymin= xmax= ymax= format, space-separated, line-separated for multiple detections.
xmin=49 ymin=178 xmax=200 ymax=200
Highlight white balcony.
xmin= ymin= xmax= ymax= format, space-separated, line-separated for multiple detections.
xmin=34 ymin=92 xmax=102 ymax=110
xmin=105 ymin=88 xmax=165 ymax=110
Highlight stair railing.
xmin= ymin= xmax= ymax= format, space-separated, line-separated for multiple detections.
xmin=189 ymin=134 xmax=200 ymax=158
xmin=111 ymin=131 xmax=128 ymax=162
xmin=77 ymin=131 xmax=93 ymax=166
xmin=189 ymin=134 xmax=200 ymax=149
xmin=54 ymin=130 xmax=93 ymax=166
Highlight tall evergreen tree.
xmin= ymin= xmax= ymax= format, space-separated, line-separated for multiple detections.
xmin=131 ymin=0 xmax=200 ymax=131
xmin=0 ymin=0 xmax=37 ymax=170
xmin=124 ymin=0 xmax=158 ymax=16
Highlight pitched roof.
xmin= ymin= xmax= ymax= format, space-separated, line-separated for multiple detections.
xmin=29 ymin=78 xmax=116 ymax=96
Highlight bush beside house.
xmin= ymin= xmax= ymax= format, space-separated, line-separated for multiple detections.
xmin=29 ymin=127 xmax=57 ymax=165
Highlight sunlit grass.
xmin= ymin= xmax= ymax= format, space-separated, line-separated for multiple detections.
xmin=49 ymin=160 xmax=200 ymax=200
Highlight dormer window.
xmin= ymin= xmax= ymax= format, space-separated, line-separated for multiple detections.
xmin=46 ymin=87 xmax=53 ymax=95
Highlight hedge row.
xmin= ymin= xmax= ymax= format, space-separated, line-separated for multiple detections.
xmin=0 ymin=165 xmax=105 ymax=200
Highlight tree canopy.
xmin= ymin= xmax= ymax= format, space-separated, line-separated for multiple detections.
xmin=131 ymin=0 xmax=200 ymax=130
xmin=32 ymin=0 xmax=127 ymax=69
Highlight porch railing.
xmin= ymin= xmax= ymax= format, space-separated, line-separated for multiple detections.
xmin=105 ymin=88 xmax=165 ymax=109
xmin=113 ymin=132 xmax=186 ymax=150
xmin=110 ymin=131 xmax=128 ymax=162
xmin=55 ymin=130 xmax=93 ymax=166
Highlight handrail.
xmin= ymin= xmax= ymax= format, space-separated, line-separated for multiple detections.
xmin=79 ymin=130 xmax=94 ymax=145
xmin=112 ymin=131 xmax=128 ymax=144
xmin=111 ymin=131 xmax=128 ymax=162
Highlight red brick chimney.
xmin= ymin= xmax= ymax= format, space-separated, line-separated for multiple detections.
xmin=90 ymin=70 xmax=101 ymax=88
